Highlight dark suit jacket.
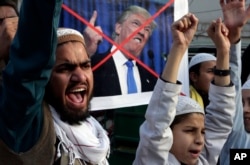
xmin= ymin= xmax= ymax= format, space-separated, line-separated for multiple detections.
xmin=91 ymin=50 xmax=158 ymax=97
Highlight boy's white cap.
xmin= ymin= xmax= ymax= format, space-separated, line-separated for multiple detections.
xmin=242 ymin=79 xmax=250 ymax=90
xmin=189 ymin=53 xmax=216 ymax=69
xmin=176 ymin=95 xmax=204 ymax=116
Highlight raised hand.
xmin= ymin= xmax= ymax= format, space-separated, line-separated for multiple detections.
xmin=0 ymin=17 xmax=18 ymax=62
xmin=161 ymin=13 xmax=198 ymax=83
xmin=220 ymin=0 xmax=250 ymax=43
xmin=83 ymin=10 xmax=103 ymax=56
xmin=207 ymin=17 xmax=230 ymax=86
xmin=171 ymin=13 xmax=198 ymax=50
xmin=207 ymin=18 xmax=230 ymax=55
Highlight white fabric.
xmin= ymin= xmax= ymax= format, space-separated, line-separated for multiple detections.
xmin=242 ymin=79 xmax=250 ymax=89
xmin=133 ymin=78 xmax=235 ymax=165
xmin=90 ymin=91 xmax=152 ymax=111
xmin=50 ymin=106 xmax=110 ymax=165
xmin=189 ymin=53 xmax=217 ymax=69
xmin=174 ymin=0 xmax=190 ymax=96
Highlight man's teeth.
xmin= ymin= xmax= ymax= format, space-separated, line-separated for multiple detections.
xmin=134 ymin=38 xmax=141 ymax=43
xmin=71 ymin=88 xmax=85 ymax=92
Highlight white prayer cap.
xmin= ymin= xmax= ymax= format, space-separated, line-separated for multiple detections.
xmin=176 ymin=95 xmax=204 ymax=116
xmin=57 ymin=28 xmax=85 ymax=46
xmin=242 ymin=79 xmax=250 ymax=90
xmin=189 ymin=53 xmax=216 ymax=69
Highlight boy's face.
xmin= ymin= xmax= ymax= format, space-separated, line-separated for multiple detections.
xmin=242 ymin=89 xmax=250 ymax=132
xmin=170 ymin=113 xmax=205 ymax=165
xmin=192 ymin=61 xmax=216 ymax=94
xmin=47 ymin=41 xmax=93 ymax=124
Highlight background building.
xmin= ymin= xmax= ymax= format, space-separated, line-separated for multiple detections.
xmin=189 ymin=0 xmax=250 ymax=54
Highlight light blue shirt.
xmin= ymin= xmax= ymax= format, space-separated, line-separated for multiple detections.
xmin=219 ymin=41 xmax=250 ymax=165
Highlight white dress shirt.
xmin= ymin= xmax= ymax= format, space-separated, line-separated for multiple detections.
xmin=111 ymin=45 xmax=142 ymax=94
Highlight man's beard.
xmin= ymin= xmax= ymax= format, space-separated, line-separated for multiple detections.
xmin=45 ymin=95 xmax=92 ymax=125
xmin=57 ymin=105 xmax=91 ymax=125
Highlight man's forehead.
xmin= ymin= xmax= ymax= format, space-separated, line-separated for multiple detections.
xmin=56 ymin=42 xmax=88 ymax=60
xmin=128 ymin=14 xmax=149 ymax=21
xmin=125 ymin=16 xmax=153 ymax=30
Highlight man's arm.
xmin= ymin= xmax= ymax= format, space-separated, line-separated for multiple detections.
xmin=0 ymin=0 xmax=62 ymax=152
xmin=203 ymin=17 xmax=235 ymax=164
xmin=220 ymin=0 xmax=250 ymax=130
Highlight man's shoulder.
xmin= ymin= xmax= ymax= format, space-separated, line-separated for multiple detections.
xmin=91 ymin=48 xmax=117 ymax=70
xmin=91 ymin=49 xmax=112 ymax=65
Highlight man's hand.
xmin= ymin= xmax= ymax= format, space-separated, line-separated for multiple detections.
xmin=171 ymin=13 xmax=198 ymax=49
xmin=83 ymin=10 xmax=103 ymax=56
xmin=0 ymin=17 xmax=18 ymax=62
xmin=220 ymin=0 xmax=250 ymax=43
xmin=207 ymin=18 xmax=230 ymax=56
xmin=161 ymin=13 xmax=198 ymax=83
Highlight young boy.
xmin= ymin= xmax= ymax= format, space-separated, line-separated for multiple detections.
xmin=133 ymin=13 xmax=235 ymax=165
